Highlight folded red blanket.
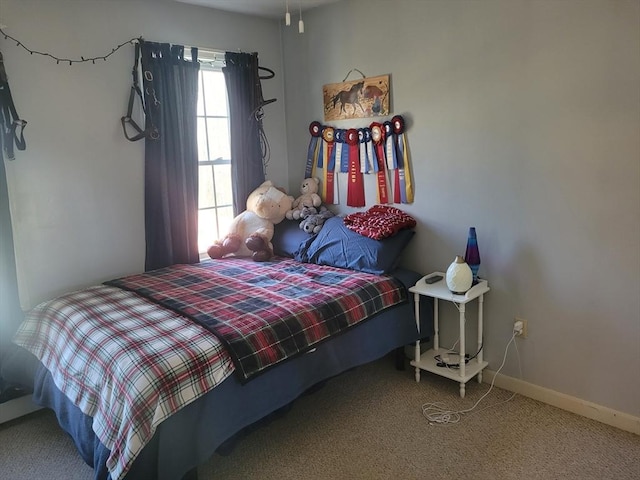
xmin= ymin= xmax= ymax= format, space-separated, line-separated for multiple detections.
xmin=344 ymin=205 xmax=416 ymax=240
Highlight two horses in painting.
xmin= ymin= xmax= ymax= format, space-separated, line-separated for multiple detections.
xmin=323 ymin=75 xmax=389 ymax=121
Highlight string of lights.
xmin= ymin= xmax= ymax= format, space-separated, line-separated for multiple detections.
xmin=0 ymin=27 xmax=139 ymax=65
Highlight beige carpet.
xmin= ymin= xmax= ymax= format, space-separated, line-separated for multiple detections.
xmin=1 ymin=356 xmax=638 ymax=480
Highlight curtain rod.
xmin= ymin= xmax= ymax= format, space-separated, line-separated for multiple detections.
xmin=184 ymin=45 xmax=253 ymax=64
xmin=179 ymin=44 xmax=225 ymax=64
xmin=143 ymin=39 xmax=250 ymax=64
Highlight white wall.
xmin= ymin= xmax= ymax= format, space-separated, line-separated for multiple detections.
xmin=0 ymin=0 xmax=288 ymax=310
xmin=281 ymin=0 xmax=640 ymax=416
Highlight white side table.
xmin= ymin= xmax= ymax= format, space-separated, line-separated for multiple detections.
xmin=409 ymin=272 xmax=490 ymax=398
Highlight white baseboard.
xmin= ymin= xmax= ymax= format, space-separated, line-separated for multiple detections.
xmin=483 ymin=369 xmax=640 ymax=436
xmin=0 ymin=395 xmax=42 ymax=424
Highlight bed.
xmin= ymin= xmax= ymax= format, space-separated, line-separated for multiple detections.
xmin=5 ymin=216 xmax=433 ymax=480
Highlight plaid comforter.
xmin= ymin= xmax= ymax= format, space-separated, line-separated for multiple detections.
xmin=106 ymin=257 xmax=407 ymax=382
xmin=13 ymin=285 xmax=234 ymax=480
xmin=12 ymin=258 xmax=405 ymax=480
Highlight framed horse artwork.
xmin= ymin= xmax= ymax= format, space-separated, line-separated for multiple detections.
xmin=323 ymin=74 xmax=390 ymax=121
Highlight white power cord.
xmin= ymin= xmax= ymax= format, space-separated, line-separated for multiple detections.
xmin=422 ymin=329 xmax=522 ymax=425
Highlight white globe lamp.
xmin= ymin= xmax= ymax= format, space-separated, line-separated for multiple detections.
xmin=446 ymin=256 xmax=473 ymax=294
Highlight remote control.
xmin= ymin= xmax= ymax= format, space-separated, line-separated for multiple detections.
xmin=425 ymin=275 xmax=443 ymax=284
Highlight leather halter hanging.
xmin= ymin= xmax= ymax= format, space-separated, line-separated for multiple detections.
xmin=0 ymin=51 xmax=27 ymax=160
xmin=121 ymin=40 xmax=159 ymax=142
xmin=249 ymin=65 xmax=277 ymax=120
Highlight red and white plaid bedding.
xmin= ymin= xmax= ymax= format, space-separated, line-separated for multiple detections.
xmin=12 ymin=285 xmax=235 ymax=480
xmin=12 ymin=258 xmax=406 ymax=480
xmin=106 ymin=258 xmax=406 ymax=382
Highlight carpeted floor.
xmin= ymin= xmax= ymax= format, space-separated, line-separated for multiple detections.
xmin=1 ymin=356 xmax=638 ymax=480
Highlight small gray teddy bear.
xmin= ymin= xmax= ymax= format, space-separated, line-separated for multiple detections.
xmin=299 ymin=206 xmax=334 ymax=234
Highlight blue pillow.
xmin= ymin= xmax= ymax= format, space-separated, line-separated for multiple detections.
xmin=272 ymin=219 xmax=312 ymax=257
xmin=295 ymin=216 xmax=414 ymax=274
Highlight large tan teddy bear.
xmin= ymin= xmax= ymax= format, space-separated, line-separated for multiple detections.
xmin=285 ymin=177 xmax=322 ymax=220
xmin=207 ymin=181 xmax=294 ymax=262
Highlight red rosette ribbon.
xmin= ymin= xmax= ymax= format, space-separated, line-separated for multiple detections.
xmin=345 ymin=128 xmax=365 ymax=207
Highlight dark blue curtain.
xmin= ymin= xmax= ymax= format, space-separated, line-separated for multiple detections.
xmin=0 ymin=157 xmax=25 ymax=397
xmin=141 ymin=41 xmax=200 ymax=271
xmin=223 ymin=52 xmax=266 ymax=215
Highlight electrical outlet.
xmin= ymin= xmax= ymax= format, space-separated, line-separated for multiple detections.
xmin=514 ymin=318 xmax=528 ymax=338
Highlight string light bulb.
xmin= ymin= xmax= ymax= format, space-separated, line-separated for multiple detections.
xmin=285 ymin=0 xmax=291 ymax=26
xmin=0 ymin=26 xmax=137 ymax=65
xmin=298 ymin=2 xmax=304 ymax=33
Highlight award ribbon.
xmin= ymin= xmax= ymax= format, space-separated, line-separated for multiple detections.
xmin=333 ymin=129 xmax=344 ymax=204
xmin=358 ymin=128 xmax=370 ymax=174
xmin=370 ymin=123 xmax=386 ymax=166
xmin=370 ymin=122 xmax=389 ymax=204
xmin=322 ymin=126 xmax=336 ymax=204
xmin=392 ymin=115 xmax=414 ymax=204
xmin=346 ymin=128 xmax=365 ymax=207
xmin=384 ymin=121 xmax=397 ymax=170
xmin=364 ymin=128 xmax=376 ymax=173
xmin=334 ymin=129 xmax=345 ymax=172
xmin=306 ymin=121 xmax=322 ymax=179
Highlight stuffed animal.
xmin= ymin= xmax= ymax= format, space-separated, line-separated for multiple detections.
xmin=285 ymin=177 xmax=322 ymax=220
xmin=207 ymin=181 xmax=294 ymax=262
xmin=299 ymin=207 xmax=335 ymax=235
xmin=298 ymin=205 xmax=319 ymax=219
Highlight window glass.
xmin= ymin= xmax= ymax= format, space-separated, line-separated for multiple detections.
xmin=198 ymin=209 xmax=218 ymax=253
xmin=214 ymin=164 xmax=233 ymax=206
xmin=206 ymin=118 xmax=230 ymax=161
xmin=202 ymin=70 xmax=228 ymax=116
xmin=196 ymin=66 xmax=233 ymax=253
xmin=198 ymin=165 xmax=215 ymax=209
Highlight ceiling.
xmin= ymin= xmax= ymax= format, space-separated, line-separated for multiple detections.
xmin=174 ymin=0 xmax=342 ymax=19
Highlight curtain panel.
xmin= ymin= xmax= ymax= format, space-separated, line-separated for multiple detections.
xmin=141 ymin=41 xmax=200 ymax=271
xmin=223 ymin=52 xmax=266 ymax=216
xmin=0 ymin=158 xmax=24 ymax=351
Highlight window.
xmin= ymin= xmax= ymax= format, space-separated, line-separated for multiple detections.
xmin=196 ymin=65 xmax=234 ymax=253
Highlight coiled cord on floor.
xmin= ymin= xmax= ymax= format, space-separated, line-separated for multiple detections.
xmin=422 ymin=330 xmax=522 ymax=425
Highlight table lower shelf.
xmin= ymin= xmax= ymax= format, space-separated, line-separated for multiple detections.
xmin=410 ymin=348 xmax=488 ymax=383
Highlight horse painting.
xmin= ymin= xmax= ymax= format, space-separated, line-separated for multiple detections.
xmin=323 ymin=75 xmax=390 ymax=121
xmin=327 ymin=81 xmax=365 ymax=116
